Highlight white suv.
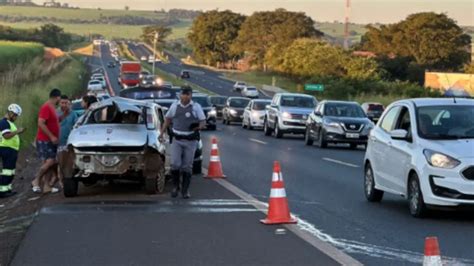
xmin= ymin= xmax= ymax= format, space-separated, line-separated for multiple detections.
xmin=364 ymin=98 xmax=474 ymax=217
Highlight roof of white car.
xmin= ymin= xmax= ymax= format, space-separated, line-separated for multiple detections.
xmin=398 ymin=97 xmax=474 ymax=107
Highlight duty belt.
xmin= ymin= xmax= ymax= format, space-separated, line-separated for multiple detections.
xmin=173 ymin=131 xmax=200 ymax=141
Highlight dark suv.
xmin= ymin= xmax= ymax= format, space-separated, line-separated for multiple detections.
xmin=192 ymin=94 xmax=217 ymax=130
xmin=361 ymin=102 xmax=384 ymax=122
xmin=222 ymin=97 xmax=251 ymax=125
xmin=305 ymin=101 xmax=374 ymax=149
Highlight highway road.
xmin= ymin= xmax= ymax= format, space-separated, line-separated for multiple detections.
xmin=120 ymin=43 xmax=474 ymax=265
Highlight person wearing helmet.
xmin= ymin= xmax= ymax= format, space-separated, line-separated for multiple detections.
xmin=0 ymin=104 xmax=26 ymax=198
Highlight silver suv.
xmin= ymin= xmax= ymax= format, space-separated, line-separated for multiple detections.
xmin=264 ymin=93 xmax=317 ymax=138
xmin=59 ymin=97 xmax=167 ymax=197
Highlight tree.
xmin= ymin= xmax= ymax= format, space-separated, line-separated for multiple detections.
xmin=141 ymin=25 xmax=172 ymax=47
xmin=35 ymin=23 xmax=71 ymax=48
xmin=124 ymin=6 xmax=129 ymax=11
xmin=464 ymin=63 xmax=474 ymax=74
xmin=232 ymin=9 xmax=323 ymax=69
xmin=361 ymin=12 xmax=471 ymax=71
xmin=188 ymin=10 xmax=245 ymax=66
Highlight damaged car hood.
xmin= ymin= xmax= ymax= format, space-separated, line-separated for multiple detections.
xmin=69 ymin=124 xmax=148 ymax=147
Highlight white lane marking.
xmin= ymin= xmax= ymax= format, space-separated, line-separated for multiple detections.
xmin=249 ymin=138 xmax=267 ymax=145
xmin=322 ymin=157 xmax=360 ymax=168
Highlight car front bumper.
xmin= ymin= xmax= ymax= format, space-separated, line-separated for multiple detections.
xmin=279 ymin=119 xmax=306 ymax=133
xmin=325 ymin=132 xmax=369 ymax=144
xmin=420 ymin=160 xmax=474 ymax=206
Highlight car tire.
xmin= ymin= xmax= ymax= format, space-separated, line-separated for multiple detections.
xmin=242 ymin=119 xmax=247 ymax=129
xmin=264 ymin=119 xmax=272 ymax=136
xmin=193 ymin=160 xmax=202 ymax=175
xmin=408 ymin=173 xmax=427 ymax=218
xmin=248 ymin=119 xmax=254 ymax=130
xmin=274 ymin=120 xmax=283 ymax=138
xmin=305 ymin=127 xmax=314 ymax=146
xmin=318 ymin=129 xmax=327 ymax=148
xmin=364 ymin=163 xmax=383 ymax=202
xmin=63 ymin=178 xmax=78 ymax=198
xmin=222 ymin=114 xmax=227 ymax=125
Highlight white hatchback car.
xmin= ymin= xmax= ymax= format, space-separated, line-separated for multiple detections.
xmin=242 ymin=99 xmax=271 ymax=130
xmin=364 ymin=98 xmax=474 ymax=217
xmin=241 ymin=86 xmax=259 ymax=98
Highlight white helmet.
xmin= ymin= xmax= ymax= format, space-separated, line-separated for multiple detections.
xmin=8 ymin=104 xmax=22 ymax=116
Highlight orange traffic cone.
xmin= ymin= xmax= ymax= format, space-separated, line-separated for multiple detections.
xmin=260 ymin=161 xmax=297 ymax=225
xmin=205 ymin=137 xmax=226 ymax=178
xmin=423 ymin=237 xmax=442 ymax=266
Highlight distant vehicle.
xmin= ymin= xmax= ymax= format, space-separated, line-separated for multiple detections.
xmin=141 ymin=75 xmax=157 ymax=87
xmin=148 ymin=55 xmax=160 ymax=64
xmin=107 ymin=61 xmax=115 ymax=68
xmin=118 ymin=61 xmax=141 ymax=89
xmin=241 ymin=86 xmax=259 ymax=98
xmin=60 ymin=97 xmax=167 ymax=197
xmin=140 ymin=56 xmax=147 ymax=61
xmin=364 ymin=98 xmax=474 ymax=217
xmin=87 ymin=80 xmax=103 ymax=91
xmin=305 ymin=100 xmax=374 ymax=149
xmin=264 ymin=93 xmax=317 ymax=138
xmin=139 ymin=70 xmax=150 ymax=79
xmin=91 ymin=73 xmax=104 ymax=79
xmin=91 ymin=76 xmax=106 ymax=88
xmin=361 ymin=102 xmax=385 ymax=122
xmin=222 ymin=97 xmax=251 ymax=125
xmin=192 ymin=94 xmax=217 ymax=131
xmin=180 ymin=70 xmax=190 ymax=79
xmin=242 ymin=99 xmax=271 ymax=130
xmin=233 ymin=81 xmax=247 ymax=92
xmin=209 ymin=96 xmax=228 ymax=118
xmin=92 ymin=39 xmax=103 ymax=46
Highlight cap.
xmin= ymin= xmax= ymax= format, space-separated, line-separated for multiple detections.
xmin=181 ymin=86 xmax=193 ymax=95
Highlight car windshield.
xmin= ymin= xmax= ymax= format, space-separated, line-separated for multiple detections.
xmin=210 ymin=97 xmax=227 ymax=105
xmin=123 ymin=73 xmax=139 ymax=80
xmin=143 ymin=76 xmax=155 ymax=82
xmin=417 ymin=105 xmax=474 ymax=140
xmin=368 ymin=104 xmax=384 ymax=111
xmin=89 ymin=81 xmax=100 ymax=85
xmin=280 ymin=96 xmax=316 ymax=108
xmin=229 ymin=98 xmax=250 ymax=108
xmin=193 ymin=96 xmax=211 ymax=107
xmin=237 ymin=82 xmax=246 ymax=86
xmin=246 ymin=87 xmax=257 ymax=91
xmin=324 ymin=103 xmax=366 ymax=118
xmin=253 ymin=101 xmax=270 ymax=110
xmin=121 ymin=89 xmax=177 ymax=100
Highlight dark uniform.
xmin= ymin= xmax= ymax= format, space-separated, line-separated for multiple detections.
xmin=0 ymin=117 xmax=20 ymax=197
xmin=165 ymin=91 xmax=206 ymax=198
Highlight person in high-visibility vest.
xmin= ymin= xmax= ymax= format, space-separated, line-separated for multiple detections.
xmin=0 ymin=104 xmax=25 ymax=198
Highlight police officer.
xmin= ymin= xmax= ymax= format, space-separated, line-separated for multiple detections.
xmin=160 ymin=87 xmax=206 ymax=199
xmin=0 ymin=104 xmax=25 ymax=198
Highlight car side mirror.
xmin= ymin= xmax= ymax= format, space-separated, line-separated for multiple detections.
xmin=390 ymin=129 xmax=409 ymax=141
xmin=314 ymin=111 xmax=322 ymax=117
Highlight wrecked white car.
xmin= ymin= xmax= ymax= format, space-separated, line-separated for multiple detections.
xmin=59 ymin=97 xmax=167 ymax=197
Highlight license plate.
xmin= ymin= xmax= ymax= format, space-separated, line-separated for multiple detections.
xmin=346 ymin=133 xmax=360 ymax=139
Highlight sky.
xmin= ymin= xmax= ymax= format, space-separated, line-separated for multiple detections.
xmin=34 ymin=0 xmax=474 ymax=26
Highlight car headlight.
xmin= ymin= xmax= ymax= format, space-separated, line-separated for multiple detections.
xmin=324 ymin=121 xmax=341 ymax=128
xmin=229 ymin=109 xmax=237 ymax=115
xmin=282 ymin=112 xmax=292 ymax=119
xmin=156 ymin=78 xmax=163 ymax=85
xmin=208 ymin=109 xmax=217 ymax=116
xmin=251 ymin=111 xmax=260 ymax=118
xmin=423 ymin=149 xmax=460 ymax=169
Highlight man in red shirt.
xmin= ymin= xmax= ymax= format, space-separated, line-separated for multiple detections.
xmin=31 ymin=88 xmax=61 ymax=194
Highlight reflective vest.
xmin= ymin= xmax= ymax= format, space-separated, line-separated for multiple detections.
xmin=0 ymin=120 xmax=20 ymax=151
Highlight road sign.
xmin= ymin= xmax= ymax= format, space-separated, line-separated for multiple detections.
xmin=305 ymin=84 xmax=324 ymax=91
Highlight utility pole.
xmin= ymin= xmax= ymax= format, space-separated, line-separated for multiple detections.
xmin=344 ymin=0 xmax=351 ymax=50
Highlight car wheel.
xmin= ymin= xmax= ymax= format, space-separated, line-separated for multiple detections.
xmin=248 ymin=118 xmax=254 ymax=130
xmin=364 ymin=163 xmax=383 ymax=202
xmin=193 ymin=160 xmax=202 ymax=175
xmin=264 ymin=119 xmax=272 ymax=136
xmin=222 ymin=114 xmax=227 ymax=124
xmin=274 ymin=120 xmax=283 ymax=138
xmin=242 ymin=119 xmax=247 ymax=129
xmin=318 ymin=129 xmax=327 ymax=148
xmin=63 ymin=178 xmax=78 ymax=198
xmin=408 ymin=173 xmax=427 ymax=218
xmin=226 ymin=118 xmax=231 ymax=125
xmin=305 ymin=127 xmax=314 ymax=146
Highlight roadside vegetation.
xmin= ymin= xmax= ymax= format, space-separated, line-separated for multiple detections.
xmin=0 ymin=41 xmax=44 ymax=72
xmin=0 ymin=55 xmax=87 ymax=146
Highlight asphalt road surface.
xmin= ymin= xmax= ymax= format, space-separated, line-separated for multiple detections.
xmin=122 ymin=43 xmax=474 ymax=265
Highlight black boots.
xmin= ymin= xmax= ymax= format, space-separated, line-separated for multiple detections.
xmin=181 ymin=172 xmax=192 ymax=199
xmin=170 ymin=170 xmax=180 ymax=198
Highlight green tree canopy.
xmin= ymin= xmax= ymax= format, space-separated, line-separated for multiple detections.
xmin=141 ymin=25 xmax=172 ymax=47
xmin=361 ymin=12 xmax=471 ymax=71
xmin=34 ymin=24 xmax=71 ymax=49
xmin=232 ymin=9 xmax=323 ymax=68
xmin=187 ymin=10 xmax=246 ymax=66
